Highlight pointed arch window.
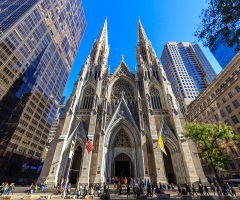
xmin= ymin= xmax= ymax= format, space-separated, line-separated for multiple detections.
xmin=150 ymin=87 xmax=162 ymax=109
xmin=81 ymin=87 xmax=95 ymax=109
xmin=114 ymin=130 xmax=131 ymax=147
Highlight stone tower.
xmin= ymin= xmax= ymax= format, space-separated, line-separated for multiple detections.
xmin=37 ymin=19 xmax=206 ymax=186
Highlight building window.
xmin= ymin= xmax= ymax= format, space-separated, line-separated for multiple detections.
xmin=222 ymin=98 xmax=227 ymax=104
xmin=229 ymin=160 xmax=236 ymax=170
xmin=211 ymin=107 xmax=215 ymax=112
xmin=226 ymin=106 xmax=232 ymax=114
xmin=199 ymin=117 xmax=202 ymax=122
xmin=228 ymin=92 xmax=233 ymax=98
xmin=217 ymin=102 xmax=221 ymax=108
xmin=220 ymin=110 xmax=226 ymax=118
xmin=203 ymin=113 xmax=206 ymax=119
xmin=210 ymin=118 xmax=214 ymax=124
xmin=215 ymin=114 xmax=220 ymax=121
xmin=235 ymin=158 xmax=240 ymax=167
xmin=225 ymin=120 xmax=231 ymax=126
xmin=235 ymin=86 xmax=240 ymax=93
xmin=231 ymin=115 xmax=239 ymax=124
xmin=207 ymin=111 xmax=210 ymax=116
xmin=233 ymin=100 xmax=240 ymax=109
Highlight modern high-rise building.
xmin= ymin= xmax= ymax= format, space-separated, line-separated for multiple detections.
xmin=47 ymin=96 xmax=66 ymax=144
xmin=59 ymin=96 xmax=67 ymax=106
xmin=161 ymin=42 xmax=217 ymax=115
xmin=0 ymin=0 xmax=86 ymax=182
xmin=210 ymin=36 xmax=238 ymax=69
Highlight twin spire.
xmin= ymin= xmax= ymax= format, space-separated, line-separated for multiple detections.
xmin=95 ymin=17 xmax=148 ymax=49
xmin=85 ymin=18 xmax=151 ymax=67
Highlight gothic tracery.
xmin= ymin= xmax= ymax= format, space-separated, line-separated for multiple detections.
xmin=114 ymin=131 xmax=131 ymax=147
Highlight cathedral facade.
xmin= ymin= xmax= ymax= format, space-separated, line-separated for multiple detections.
xmin=38 ymin=19 xmax=206 ymax=185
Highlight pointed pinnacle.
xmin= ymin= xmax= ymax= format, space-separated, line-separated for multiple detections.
xmin=96 ymin=18 xmax=108 ymax=45
xmin=137 ymin=18 xmax=148 ymax=43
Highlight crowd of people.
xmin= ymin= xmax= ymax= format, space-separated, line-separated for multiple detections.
xmin=24 ymin=176 xmax=238 ymax=199
xmin=26 ymin=179 xmax=48 ymax=194
xmin=0 ymin=183 xmax=14 ymax=195
xmin=177 ymin=179 xmax=237 ymax=199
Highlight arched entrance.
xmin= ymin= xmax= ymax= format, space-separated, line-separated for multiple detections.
xmin=114 ymin=153 xmax=131 ymax=178
xmin=69 ymin=145 xmax=83 ymax=184
xmin=163 ymin=146 xmax=175 ymax=184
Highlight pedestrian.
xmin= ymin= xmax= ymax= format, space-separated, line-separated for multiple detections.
xmin=3 ymin=183 xmax=8 ymax=195
xmin=227 ymin=183 xmax=233 ymax=196
xmin=167 ymin=183 xmax=171 ymax=190
xmin=204 ymin=184 xmax=210 ymax=195
xmin=55 ymin=185 xmax=60 ymax=195
xmin=124 ymin=177 xmax=128 ymax=185
xmin=178 ymin=184 xmax=181 ymax=196
xmin=208 ymin=178 xmax=211 ymax=187
xmin=74 ymin=183 xmax=80 ymax=198
xmin=199 ymin=184 xmax=203 ymax=195
xmin=79 ymin=183 xmax=82 ymax=196
xmin=44 ymin=179 xmax=48 ymax=188
xmin=159 ymin=182 xmax=162 ymax=189
xmin=147 ymin=183 xmax=151 ymax=197
xmin=171 ymin=183 xmax=175 ymax=190
xmin=151 ymin=183 xmax=155 ymax=194
xmin=106 ymin=177 xmax=110 ymax=188
xmin=199 ymin=178 xmax=202 ymax=185
xmin=186 ymin=184 xmax=191 ymax=195
xmin=192 ymin=184 xmax=198 ymax=196
xmin=119 ymin=183 xmax=122 ymax=195
xmin=231 ymin=185 xmax=236 ymax=196
xmin=8 ymin=183 xmax=14 ymax=195
xmin=127 ymin=184 xmax=130 ymax=198
xmin=67 ymin=182 xmax=71 ymax=194
xmin=211 ymin=183 xmax=216 ymax=196
xmin=216 ymin=183 xmax=222 ymax=199
xmin=222 ymin=182 xmax=228 ymax=195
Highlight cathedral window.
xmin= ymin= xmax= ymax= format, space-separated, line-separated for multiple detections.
xmin=150 ymin=87 xmax=162 ymax=109
xmin=114 ymin=130 xmax=131 ymax=147
xmin=111 ymin=80 xmax=134 ymax=102
xmin=81 ymin=87 xmax=95 ymax=109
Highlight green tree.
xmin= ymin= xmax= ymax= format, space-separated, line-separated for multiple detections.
xmin=194 ymin=0 xmax=240 ymax=51
xmin=184 ymin=122 xmax=239 ymax=183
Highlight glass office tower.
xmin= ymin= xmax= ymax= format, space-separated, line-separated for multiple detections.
xmin=161 ymin=42 xmax=217 ymax=115
xmin=0 ymin=0 xmax=86 ymax=182
xmin=210 ymin=36 xmax=238 ymax=69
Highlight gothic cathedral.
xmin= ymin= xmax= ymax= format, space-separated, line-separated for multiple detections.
xmin=38 ymin=19 xmax=206 ymax=185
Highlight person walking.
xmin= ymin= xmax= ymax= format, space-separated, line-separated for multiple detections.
xmin=3 ymin=183 xmax=8 ymax=195
xmin=211 ymin=183 xmax=216 ymax=196
xmin=171 ymin=183 xmax=175 ymax=190
xmin=231 ymin=185 xmax=236 ymax=196
xmin=204 ymin=184 xmax=210 ymax=195
xmin=44 ymin=179 xmax=48 ymax=188
xmin=67 ymin=182 xmax=71 ymax=194
xmin=192 ymin=184 xmax=198 ymax=196
xmin=79 ymin=183 xmax=82 ymax=196
xmin=106 ymin=177 xmax=110 ymax=188
xmin=199 ymin=184 xmax=204 ymax=195
xmin=186 ymin=184 xmax=191 ymax=195
xmin=151 ymin=183 xmax=155 ymax=194
xmin=127 ymin=184 xmax=130 ymax=198
xmin=147 ymin=183 xmax=151 ymax=197
xmin=178 ymin=184 xmax=181 ymax=196
xmin=27 ymin=183 xmax=34 ymax=195
xmin=216 ymin=183 xmax=222 ymax=199
xmin=8 ymin=183 xmax=14 ymax=195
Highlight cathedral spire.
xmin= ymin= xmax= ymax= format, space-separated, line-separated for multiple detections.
xmin=84 ymin=18 xmax=109 ymax=70
xmin=137 ymin=18 xmax=148 ymax=43
xmin=96 ymin=17 xmax=108 ymax=46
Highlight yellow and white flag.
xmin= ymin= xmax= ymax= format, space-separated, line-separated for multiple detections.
xmin=158 ymin=124 xmax=167 ymax=155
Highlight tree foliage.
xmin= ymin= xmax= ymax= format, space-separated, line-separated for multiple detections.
xmin=194 ymin=0 xmax=240 ymax=51
xmin=184 ymin=122 xmax=239 ymax=182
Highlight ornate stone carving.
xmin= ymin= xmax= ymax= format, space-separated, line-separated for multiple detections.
xmin=111 ymin=80 xmax=134 ymax=101
xmin=114 ymin=131 xmax=131 ymax=147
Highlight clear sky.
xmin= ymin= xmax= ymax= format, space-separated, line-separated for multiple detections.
xmin=63 ymin=0 xmax=222 ymax=98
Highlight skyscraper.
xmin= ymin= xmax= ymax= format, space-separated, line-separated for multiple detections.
xmin=0 ymin=0 xmax=86 ymax=182
xmin=161 ymin=42 xmax=217 ymax=115
xmin=210 ymin=36 xmax=238 ymax=69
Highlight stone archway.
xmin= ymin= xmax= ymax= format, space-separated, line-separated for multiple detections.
xmin=114 ymin=153 xmax=131 ymax=178
xmin=69 ymin=145 xmax=83 ymax=184
xmin=163 ymin=146 xmax=175 ymax=184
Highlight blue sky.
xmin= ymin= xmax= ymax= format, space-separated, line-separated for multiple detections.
xmin=63 ymin=0 xmax=222 ymax=98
